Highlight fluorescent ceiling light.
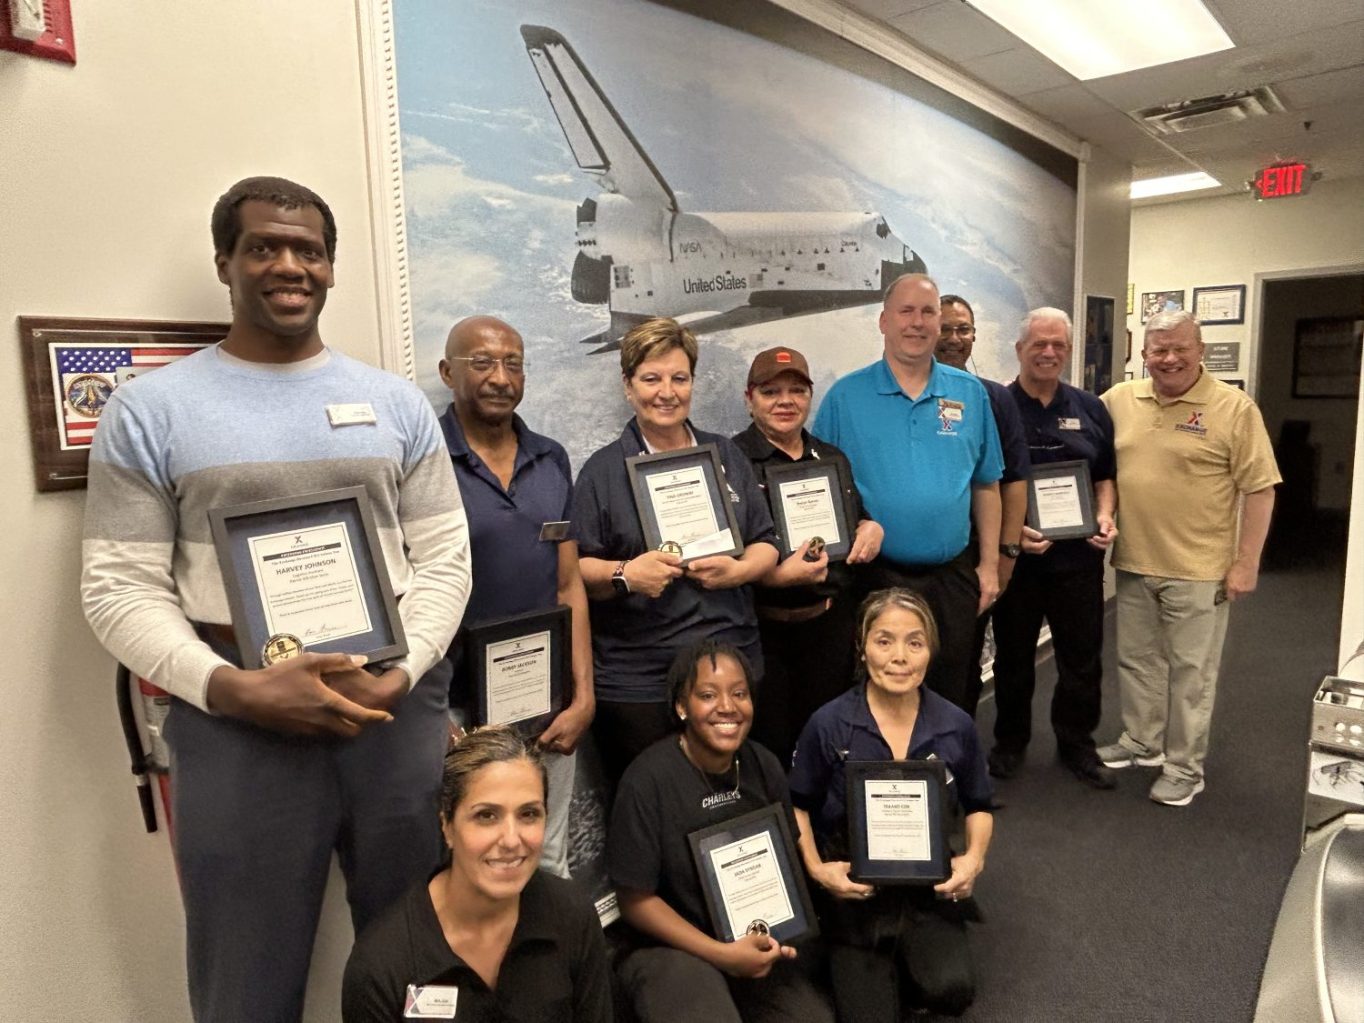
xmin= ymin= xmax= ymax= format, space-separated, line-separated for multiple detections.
xmin=968 ymin=0 xmax=1234 ymax=80
xmin=1130 ymin=172 xmax=1221 ymax=199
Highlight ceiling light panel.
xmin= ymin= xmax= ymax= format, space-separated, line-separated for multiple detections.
xmin=1130 ymin=172 xmax=1222 ymax=199
xmin=967 ymin=0 xmax=1235 ymax=80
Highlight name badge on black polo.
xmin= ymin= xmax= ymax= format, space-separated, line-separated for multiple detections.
xmin=1058 ymin=417 xmax=1081 ymax=431
xmin=405 ymin=984 xmax=457 ymax=1018
xmin=539 ymin=520 xmax=570 ymax=542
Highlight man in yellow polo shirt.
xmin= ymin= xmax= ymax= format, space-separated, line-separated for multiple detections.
xmin=1097 ymin=310 xmax=1280 ymax=806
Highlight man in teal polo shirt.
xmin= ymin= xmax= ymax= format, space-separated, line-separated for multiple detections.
xmin=812 ymin=273 xmax=1003 ymax=710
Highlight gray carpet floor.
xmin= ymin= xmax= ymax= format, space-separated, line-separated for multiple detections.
xmin=963 ymin=547 xmax=1345 ymax=1023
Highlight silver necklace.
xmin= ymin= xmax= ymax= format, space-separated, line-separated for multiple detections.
xmin=679 ymin=734 xmax=741 ymax=801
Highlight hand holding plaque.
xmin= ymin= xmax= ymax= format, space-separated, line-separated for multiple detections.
xmin=762 ymin=460 xmax=854 ymax=563
xmin=626 ymin=445 xmax=744 ymax=565
xmin=845 ymin=760 xmax=951 ymax=885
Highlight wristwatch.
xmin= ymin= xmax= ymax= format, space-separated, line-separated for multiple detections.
xmin=999 ymin=543 xmax=1022 ymax=559
xmin=611 ymin=560 xmax=631 ymax=596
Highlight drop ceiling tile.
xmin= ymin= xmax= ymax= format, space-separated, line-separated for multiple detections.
xmin=1207 ymin=0 xmax=1364 ymax=47
xmin=1276 ymin=66 xmax=1364 ymax=109
xmin=886 ymin=2 xmax=1019 ymax=61
xmin=1015 ymin=83 xmax=1116 ymax=121
xmin=967 ymin=46 xmax=1074 ymax=96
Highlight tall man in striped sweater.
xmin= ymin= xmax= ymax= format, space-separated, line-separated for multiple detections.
xmin=82 ymin=177 xmax=471 ymax=1022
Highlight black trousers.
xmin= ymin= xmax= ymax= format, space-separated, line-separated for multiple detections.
xmin=871 ymin=551 xmax=981 ymax=713
xmin=751 ymin=598 xmax=858 ymax=767
xmin=990 ymin=559 xmax=1105 ymax=759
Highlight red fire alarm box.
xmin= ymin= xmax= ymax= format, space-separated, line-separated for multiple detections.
xmin=0 ymin=0 xmax=76 ymax=65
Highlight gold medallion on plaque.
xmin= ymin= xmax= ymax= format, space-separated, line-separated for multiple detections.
xmin=658 ymin=540 xmax=684 ymax=557
xmin=262 ymin=633 xmax=304 ymax=665
xmin=803 ymin=536 xmax=826 ymax=562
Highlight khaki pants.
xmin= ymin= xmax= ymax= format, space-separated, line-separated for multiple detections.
xmin=1114 ymin=570 xmax=1230 ymax=782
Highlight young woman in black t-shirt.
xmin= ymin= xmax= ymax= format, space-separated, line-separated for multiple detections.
xmin=608 ymin=640 xmax=833 ymax=1023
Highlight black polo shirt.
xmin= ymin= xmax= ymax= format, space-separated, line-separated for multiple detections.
xmin=980 ymin=377 xmax=1031 ymax=485
xmin=1007 ymin=380 xmax=1115 ymax=574
xmin=572 ymin=420 xmax=778 ymax=702
xmin=341 ymin=869 xmax=612 ymax=1022
xmin=731 ymin=423 xmax=866 ymax=611
xmin=788 ymin=684 xmax=993 ymax=860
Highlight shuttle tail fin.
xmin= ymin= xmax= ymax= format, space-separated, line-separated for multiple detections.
xmin=521 ymin=25 xmax=677 ymax=211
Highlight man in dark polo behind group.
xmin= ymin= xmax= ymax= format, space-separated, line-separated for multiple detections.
xmin=935 ymin=294 xmax=1031 ymax=715
xmin=732 ymin=346 xmax=884 ymax=763
xmin=988 ymin=308 xmax=1119 ymax=790
xmin=813 ymin=273 xmax=1004 ymax=712
xmin=437 ymin=315 xmax=595 ymax=876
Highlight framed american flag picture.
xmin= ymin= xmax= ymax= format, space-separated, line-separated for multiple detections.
xmin=19 ymin=317 xmax=226 ymax=492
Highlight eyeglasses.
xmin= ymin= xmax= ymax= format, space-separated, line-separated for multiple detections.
xmin=939 ymin=325 xmax=976 ymax=338
xmin=1143 ymin=346 xmax=1198 ymax=360
xmin=449 ymin=355 xmax=528 ymax=375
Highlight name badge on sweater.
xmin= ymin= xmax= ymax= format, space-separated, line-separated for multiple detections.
xmin=327 ymin=403 xmax=377 ymax=427
xmin=405 ymin=984 xmax=458 ymax=1018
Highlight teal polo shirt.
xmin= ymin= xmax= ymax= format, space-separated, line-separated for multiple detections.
xmin=812 ymin=357 xmax=1003 ymax=566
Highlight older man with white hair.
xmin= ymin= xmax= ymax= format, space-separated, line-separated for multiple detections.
xmin=1098 ymin=310 xmax=1280 ymax=806
xmin=988 ymin=308 xmax=1118 ymax=789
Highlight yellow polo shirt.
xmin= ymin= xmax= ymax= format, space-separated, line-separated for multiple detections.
xmin=1102 ymin=369 xmax=1281 ymax=581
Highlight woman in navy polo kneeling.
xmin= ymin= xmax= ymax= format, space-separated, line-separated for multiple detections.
xmin=789 ymin=589 xmax=994 ymax=1019
xmin=342 ymin=727 xmax=612 ymax=1022
xmin=608 ymin=640 xmax=833 ymax=1023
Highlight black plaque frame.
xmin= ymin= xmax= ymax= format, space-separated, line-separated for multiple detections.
xmin=626 ymin=443 xmax=744 ymax=564
xmin=762 ymin=458 xmax=855 ymax=562
xmin=1025 ymin=459 xmax=1097 ymax=541
xmin=847 ymin=760 xmax=951 ymax=885
xmin=208 ymin=486 xmax=407 ymax=669
xmin=689 ymin=803 xmax=818 ymax=945
xmin=465 ymin=605 xmax=571 ymax=734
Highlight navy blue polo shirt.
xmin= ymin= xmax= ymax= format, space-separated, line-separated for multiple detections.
xmin=980 ymin=377 xmax=1031 ymax=485
xmin=1007 ymin=380 xmax=1115 ymax=574
xmin=438 ymin=407 xmax=573 ymax=622
xmin=788 ymin=683 xmax=992 ymax=858
xmin=812 ymin=358 xmax=1003 ymax=566
xmin=572 ymin=419 xmax=778 ymax=702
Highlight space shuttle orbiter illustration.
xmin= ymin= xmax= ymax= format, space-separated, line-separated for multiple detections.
xmin=521 ymin=25 xmax=928 ymax=352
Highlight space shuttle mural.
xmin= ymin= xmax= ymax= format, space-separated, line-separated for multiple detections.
xmin=521 ymin=25 xmax=928 ymax=352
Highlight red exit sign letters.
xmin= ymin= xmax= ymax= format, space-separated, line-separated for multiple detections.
xmin=1253 ymin=162 xmax=1311 ymax=200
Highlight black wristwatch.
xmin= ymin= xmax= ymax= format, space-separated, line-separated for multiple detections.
xmin=999 ymin=543 xmax=1022 ymax=559
xmin=611 ymin=560 xmax=631 ymax=596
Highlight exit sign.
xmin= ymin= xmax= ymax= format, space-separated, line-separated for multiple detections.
xmin=1253 ymin=162 xmax=1311 ymax=200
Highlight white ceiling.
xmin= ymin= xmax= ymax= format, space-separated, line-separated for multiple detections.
xmin=837 ymin=0 xmax=1364 ymax=205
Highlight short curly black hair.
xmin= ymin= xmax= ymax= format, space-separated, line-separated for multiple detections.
xmin=666 ymin=638 xmax=756 ymax=726
xmin=210 ymin=176 xmax=337 ymax=261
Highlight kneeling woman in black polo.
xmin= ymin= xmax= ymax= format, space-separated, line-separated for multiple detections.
xmin=789 ymin=589 xmax=994 ymax=1019
xmin=342 ymin=728 xmax=612 ymax=1022
xmin=608 ymin=640 xmax=833 ymax=1023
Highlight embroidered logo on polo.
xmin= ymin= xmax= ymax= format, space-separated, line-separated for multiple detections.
xmin=1175 ymin=410 xmax=1207 ymax=437
xmin=936 ymin=398 xmax=964 ymax=435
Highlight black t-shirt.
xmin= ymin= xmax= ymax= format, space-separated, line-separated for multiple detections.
xmin=341 ymin=870 xmax=612 ymax=1023
xmin=608 ymin=735 xmax=797 ymax=936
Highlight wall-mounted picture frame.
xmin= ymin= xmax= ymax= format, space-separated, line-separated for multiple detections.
xmin=19 ymin=316 xmax=226 ymax=492
xmin=1192 ymin=284 xmax=1246 ymax=325
xmin=1293 ymin=317 xmax=1363 ymax=399
xmin=1140 ymin=290 xmax=1185 ymax=324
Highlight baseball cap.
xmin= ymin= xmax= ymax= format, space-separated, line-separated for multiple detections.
xmin=747 ymin=347 xmax=813 ymax=388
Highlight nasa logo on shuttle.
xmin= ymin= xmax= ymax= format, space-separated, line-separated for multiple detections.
xmin=682 ymin=273 xmax=749 ymax=296
xmin=679 ymin=240 xmax=703 ymax=254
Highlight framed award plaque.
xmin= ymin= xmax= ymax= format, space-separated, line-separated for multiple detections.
xmin=625 ymin=443 xmax=744 ymax=565
xmin=846 ymin=760 xmax=951 ymax=885
xmin=464 ymin=605 xmax=571 ymax=734
xmin=208 ymin=486 xmax=407 ymax=669
xmin=689 ymin=803 xmax=818 ymax=945
xmin=761 ymin=459 xmax=855 ymax=562
xmin=1024 ymin=459 xmax=1097 ymax=541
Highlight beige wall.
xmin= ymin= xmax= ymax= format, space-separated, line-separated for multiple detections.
xmin=0 ymin=4 xmax=1132 ymax=1021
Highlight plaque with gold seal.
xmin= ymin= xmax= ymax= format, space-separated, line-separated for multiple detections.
xmin=209 ymin=487 xmax=407 ymax=670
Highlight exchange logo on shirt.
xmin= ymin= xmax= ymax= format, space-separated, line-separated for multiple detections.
xmin=937 ymin=398 xmax=964 ymax=436
xmin=1175 ymin=410 xmax=1208 ymax=437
